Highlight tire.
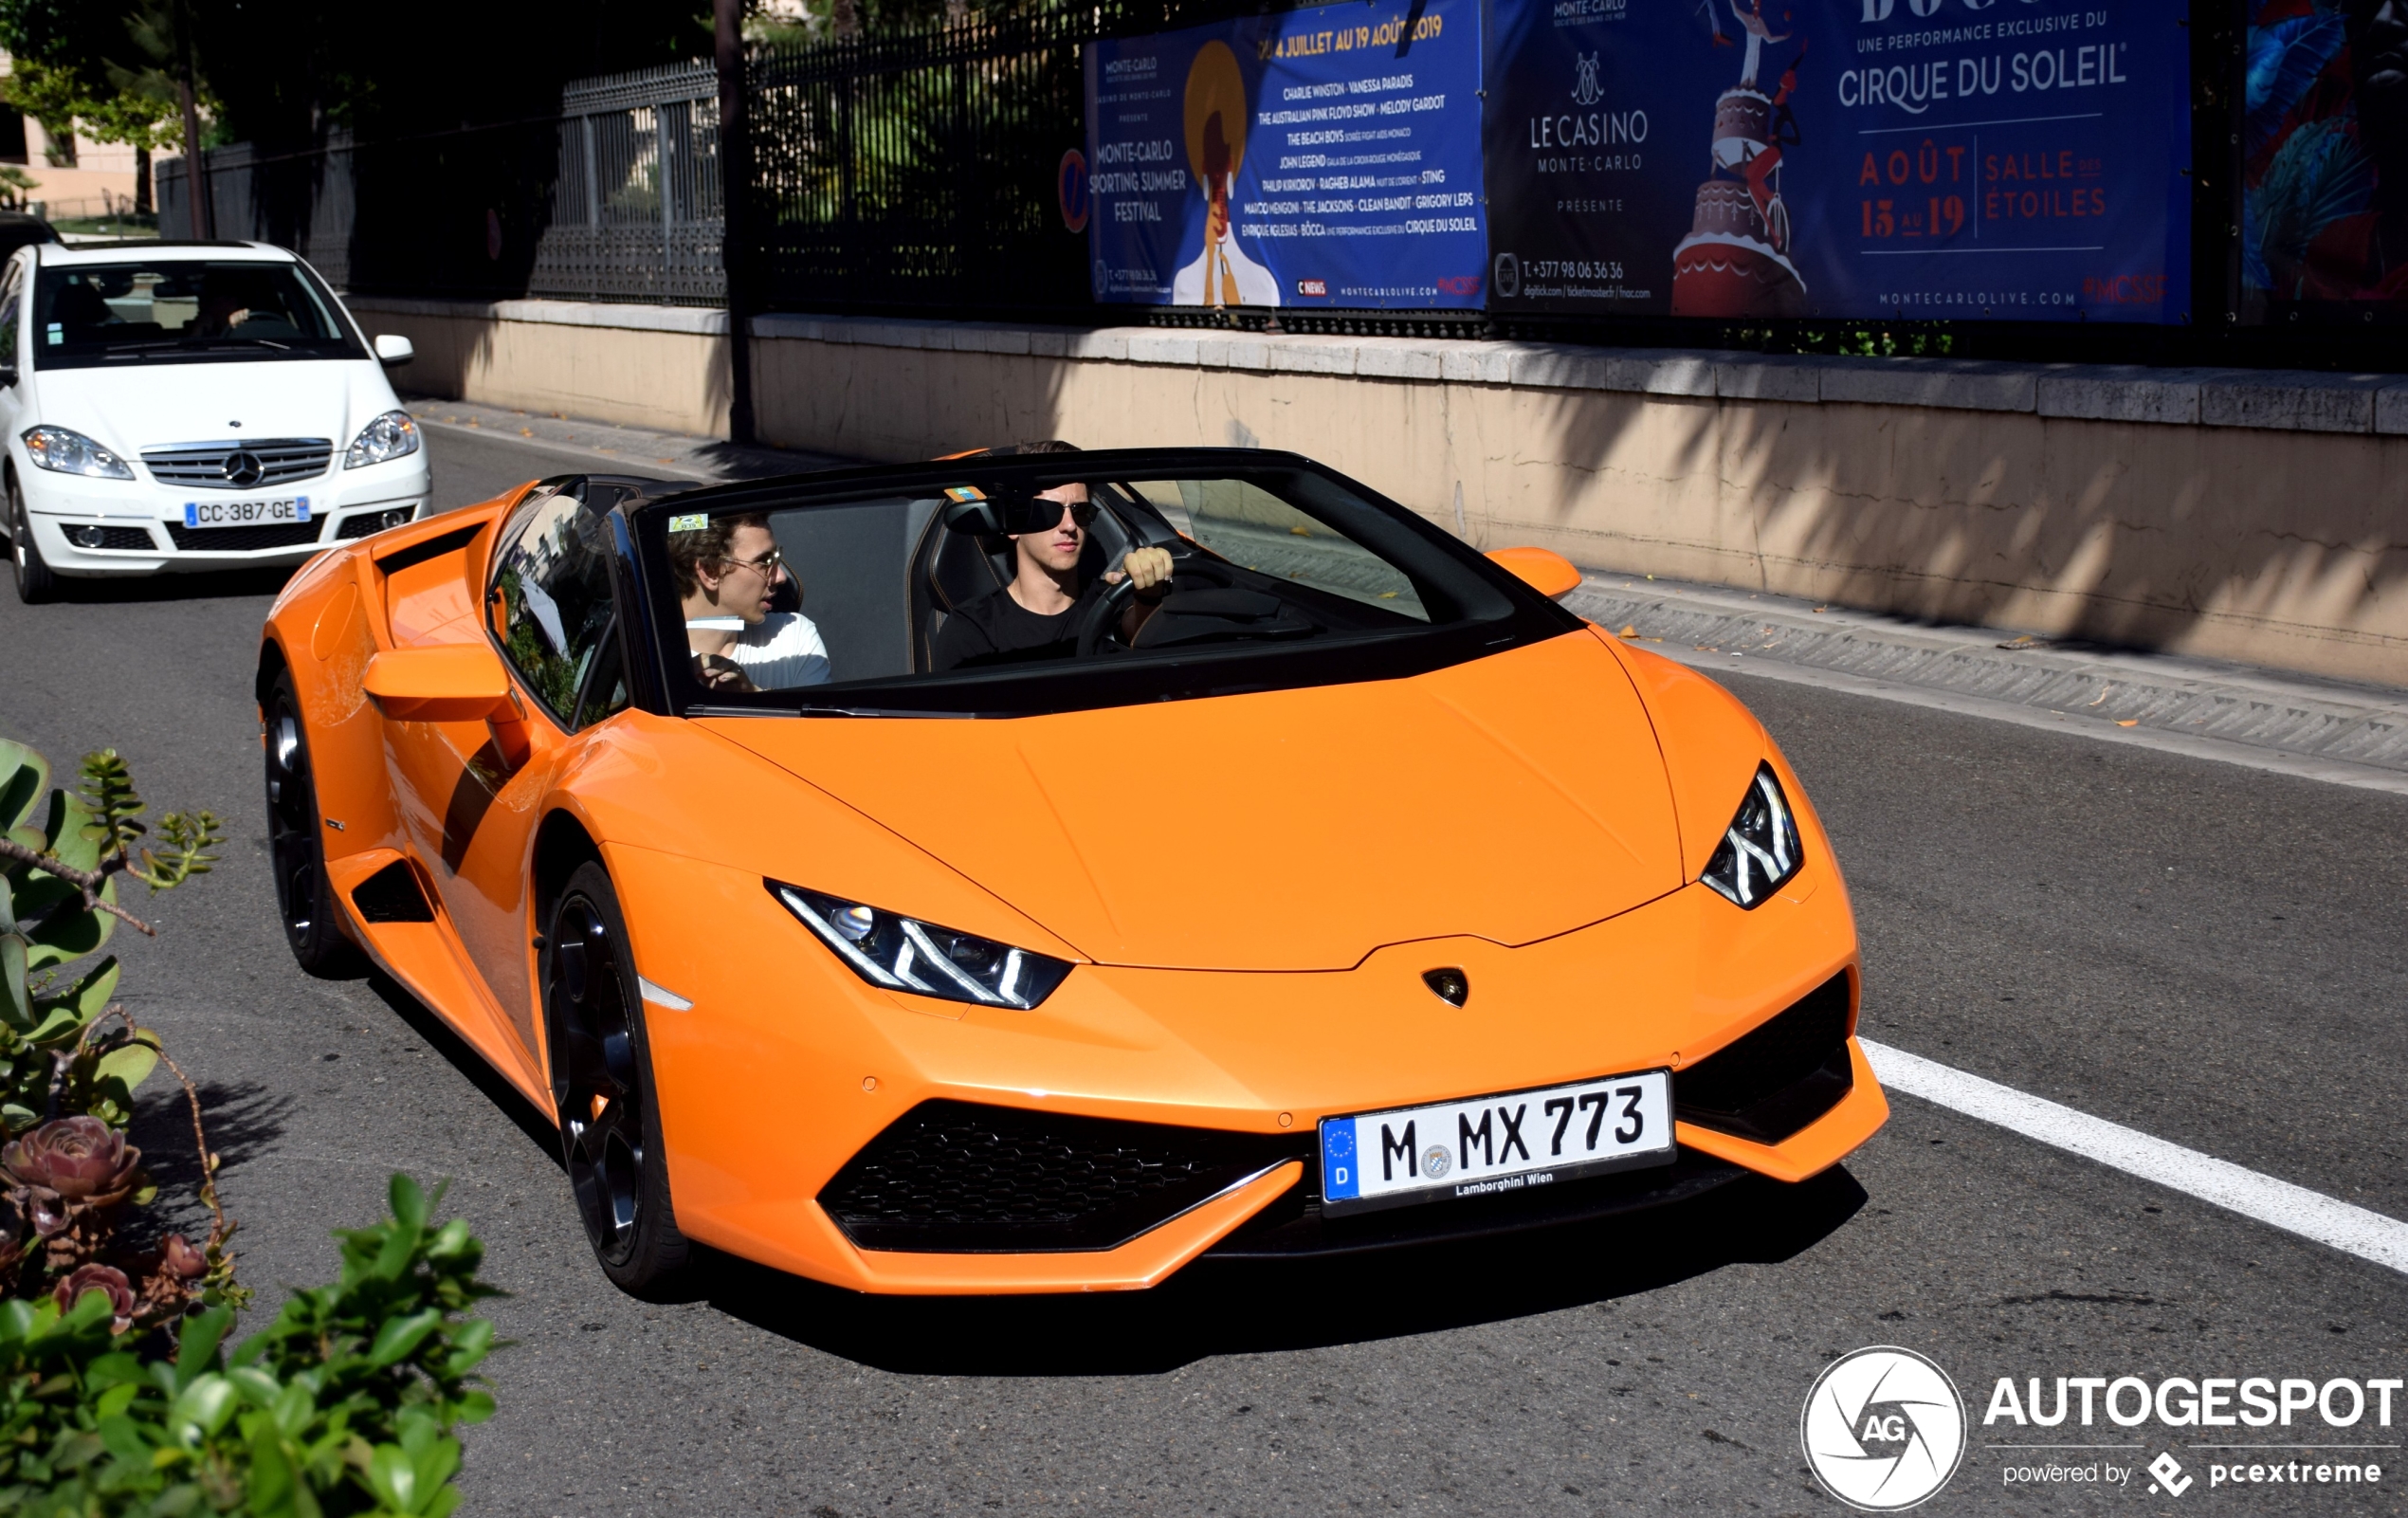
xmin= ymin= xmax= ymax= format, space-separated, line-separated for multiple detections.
xmin=545 ymin=861 xmax=691 ymax=1296
xmin=263 ymin=669 xmax=363 ymax=977
xmin=9 ymin=476 xmax=56 ymax=605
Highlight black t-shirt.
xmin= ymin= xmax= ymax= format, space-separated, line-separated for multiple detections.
xmin=932 ymin=580 xmax=1106 ymax=670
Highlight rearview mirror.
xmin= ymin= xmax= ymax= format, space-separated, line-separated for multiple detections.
xmin=1486 ymin=546 xmax=1582 ymax=600
xmin=363 ymin=645 xmax=518 ymax=722
xmin=373 ymin=334 xmax=415 ymax=367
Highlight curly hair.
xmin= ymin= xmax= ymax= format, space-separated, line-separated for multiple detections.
xmin=667 ymin=511 xmax=771 ymax=600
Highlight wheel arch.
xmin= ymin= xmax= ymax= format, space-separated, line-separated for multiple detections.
xmin=533 ymin=808 xmax=607 ymax=964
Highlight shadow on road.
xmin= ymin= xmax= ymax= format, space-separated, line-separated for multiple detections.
xmin=706 ymin=1165 xmax=1870 ymax=1375
xmin=32 ymin=566 xmax=299 ymax=605
xmin=361 ymin=971 xmax=562 ymax=1163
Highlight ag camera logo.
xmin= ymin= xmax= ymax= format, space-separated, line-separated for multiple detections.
xmin=1802 ymin=1346 xmax=1968 ymax=1510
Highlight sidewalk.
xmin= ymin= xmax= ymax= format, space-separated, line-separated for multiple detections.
xmin=402 ymin=394 xmax=852 ymax=484
xmin=405 ymin=396 xmax=2408 ymax=796
xmin=1568 ymin=577 xmax=2408 ymax=796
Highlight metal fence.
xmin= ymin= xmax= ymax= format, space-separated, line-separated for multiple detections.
xmin=157 ymin=59 xmax=729 ymax=305
xmin=747 ymin=12 xmax=1096 ymax=318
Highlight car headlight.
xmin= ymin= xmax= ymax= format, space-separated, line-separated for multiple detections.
xmin=1700 ymin=762 xmax=1802 ymax=908
xmin=22 ymin=426 xmax=134 ymax=480
xmin=772 ymin=882 xmax=1074 ymax=1009
xmin=344 ymin=410 xmax=420 ymax=468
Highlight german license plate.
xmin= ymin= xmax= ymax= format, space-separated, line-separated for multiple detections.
xmin=183 ymin=496 xmax=309 ymax=527
xmin=1320 ymin=1070 xmax=1674 ymax=1216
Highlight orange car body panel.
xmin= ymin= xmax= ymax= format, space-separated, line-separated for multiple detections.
xmin=260 ymin=480 xmax=1888 ymax=1294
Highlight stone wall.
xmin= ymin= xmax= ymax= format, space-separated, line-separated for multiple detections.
xmin=345 ymin=296 xmax=2408 ymax=686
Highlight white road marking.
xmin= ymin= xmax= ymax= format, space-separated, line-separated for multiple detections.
xmin=1860 ymin=1038 xmax=2408 ymax=1276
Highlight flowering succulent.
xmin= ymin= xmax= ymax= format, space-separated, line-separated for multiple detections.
xmin=50 ymin=1261 xmax=134 ymax=1333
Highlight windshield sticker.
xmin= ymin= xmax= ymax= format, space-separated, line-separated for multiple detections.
xmin=668 ymin=513 xmax=709 ymax=533
xmin=942 ymin=485 xmax=987 ymax=503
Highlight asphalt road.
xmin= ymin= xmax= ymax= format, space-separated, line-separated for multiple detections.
xmin=1 ymin=424 xmax=2402 ymax=1516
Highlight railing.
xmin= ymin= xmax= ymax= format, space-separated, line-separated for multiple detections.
xmin=155 ymin=59 xmax=729 ymax=305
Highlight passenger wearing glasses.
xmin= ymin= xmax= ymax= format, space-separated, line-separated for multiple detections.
xmin=931 ymin=479 xmax=1174 ymax=671
xmin=670 ymin=512 xmax=830 ymax=691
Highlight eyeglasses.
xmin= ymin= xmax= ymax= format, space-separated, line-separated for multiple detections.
xmin=719 ymin=547 xmax=786 ymax=575
xmin=1043 ymin=501 xmax=1099 ymax=529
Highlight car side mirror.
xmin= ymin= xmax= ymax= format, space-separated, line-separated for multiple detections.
xmin=1485 ymin=546 xmax=1582 ymax=600
xmin=363 ymin=645 xmax=518 ymax=722
xmin=373 ymin=334 xmax=415 ymax=367
xmin=0 ymin=361 xmax=16 ymax=388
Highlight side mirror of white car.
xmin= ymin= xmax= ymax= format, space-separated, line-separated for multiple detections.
xmin=373 ymin=334 xmax=415 ymax=367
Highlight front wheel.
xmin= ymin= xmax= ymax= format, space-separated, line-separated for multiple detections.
xmin=546 ymin=861 xmax=691 ymax=1296
xmin=9 ymin=477 xmax=56 ymax=605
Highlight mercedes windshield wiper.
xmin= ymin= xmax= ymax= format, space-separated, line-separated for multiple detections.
xmin=101 ymin=336 xmax=294 ymax=356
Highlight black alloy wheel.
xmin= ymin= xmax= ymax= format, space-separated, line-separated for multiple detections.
xmin=546 ymin=861 xmax=689 ymax=1295
xmin=263 ymin=671 xmax=360 ymax=977
xmin=9 ymin=475 xmax=55 ymax=604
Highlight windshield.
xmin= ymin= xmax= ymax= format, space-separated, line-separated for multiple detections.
xmin=32 ymin=259 xmax=358 ymax=368
xmin=636 ymin=452 xmax=1577 ymax=719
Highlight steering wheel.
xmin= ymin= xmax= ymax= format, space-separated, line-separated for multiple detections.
xmin=1074 ymin=555 xmax=1234 ymax=657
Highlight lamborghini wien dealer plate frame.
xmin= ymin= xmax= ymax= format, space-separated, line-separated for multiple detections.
xmin=183 ymin=496 xmax=311 ymax=528
xmin=1319 ymin=1070 xmax=1675 ymax=1216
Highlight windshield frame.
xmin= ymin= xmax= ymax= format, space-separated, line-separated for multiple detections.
xmin=29 ymin=252 xmax=367 ymax=370
xmin=624 ymin=448 xmax=1584 ymax=720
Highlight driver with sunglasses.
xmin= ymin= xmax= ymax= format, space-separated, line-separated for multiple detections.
xmin=672 ymin=512 xmax=830 ymax=691
xmin=931 ymin=480 xmax=1174 ymax=671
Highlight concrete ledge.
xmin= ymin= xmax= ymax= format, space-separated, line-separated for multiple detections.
xmin=347 ymin=292 xmax=2408 ymax=686
xmin=341 ymin=296 xmax=2408 ymax=436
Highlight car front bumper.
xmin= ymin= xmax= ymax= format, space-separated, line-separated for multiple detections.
xmin=18 ymin=458 xmax=431 ymax=576
xmin=602 ymin=833 xmax=1888 ymax=1295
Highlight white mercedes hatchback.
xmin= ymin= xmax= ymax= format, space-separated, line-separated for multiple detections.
xmin=1 ymin=240 xmax=431 ymax=602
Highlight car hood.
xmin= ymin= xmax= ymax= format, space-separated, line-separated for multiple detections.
xmin=30 ymin=359 xmax=390 ymax=460
xmin=702 ymin=631 xmax=1687 ymax=971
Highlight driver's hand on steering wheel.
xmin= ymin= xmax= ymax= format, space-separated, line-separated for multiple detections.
xmin=1122 ymin=546 xmax=1174 ymax=600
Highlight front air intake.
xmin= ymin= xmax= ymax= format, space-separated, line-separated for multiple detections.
xmin=819 ymin=1100 xmax=1304 ymax=1253
xmin=1673 ymin=972 xmax=1854 ymax=1143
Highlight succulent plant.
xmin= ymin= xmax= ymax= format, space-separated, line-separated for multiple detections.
xmin=3 ymin=1115 xmax=143 ymax=1235
xmin=50 ymin=1261 xmax=134 ymax=1333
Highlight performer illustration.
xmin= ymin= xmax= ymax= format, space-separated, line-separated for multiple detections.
xmin=1171 ymin=41 xmax=1281 ymax=307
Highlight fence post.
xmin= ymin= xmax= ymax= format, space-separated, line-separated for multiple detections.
xmin=718 ymin=0 xmax=757 ymax=444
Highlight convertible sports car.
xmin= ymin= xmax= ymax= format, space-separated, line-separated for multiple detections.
xmin=256 ymin=447 xmax=1886 ymax=1296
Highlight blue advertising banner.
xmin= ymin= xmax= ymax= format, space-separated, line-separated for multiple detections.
xmin=1483 ymin=0 xmax=2192 ymax=322
xmin=1085 ymin=0 xmax=1487 ymax=308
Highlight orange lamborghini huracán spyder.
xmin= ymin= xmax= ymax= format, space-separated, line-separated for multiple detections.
xmin=256 ymin=447 xmax=1886 ymax=1296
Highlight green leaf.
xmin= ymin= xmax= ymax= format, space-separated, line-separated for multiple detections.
xmin=452 ymin=1389 xmax=495 ymax=1426
xmin=245 ymin=1424 xmax=300 ymax=1517
xmin=365 ymin=1442 xmax=417 ymax=1512
xmin=93 ymin=1033 xmax=156 ymax=1097
xmin=59 ymin=1287 xmax=116 ymax=1334
xmin=0 ymin=741 xmax=46 ymax=836
xmin=367 ymin=1309 xmax=442 ymax=1369
xmin=96 ymin=1413 xmax=150 ymax=1463
xmin=175 ymin=1308 xmax=233 ymax=1390
xmin=166 ymin=1372 xmax=238 ymax=1441
xmin=0 ymin=934 xmax=26 ymax=1029
xmin=389 ymin=1173 xmax=429 ymax=1236
xmin=44 ymin=787 xmax=102 ymax=875
xmin=29 ymin=957 xmax=118 ymax=1027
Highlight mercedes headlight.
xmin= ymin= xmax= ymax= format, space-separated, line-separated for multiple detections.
xmin=772 ymin=882 xmax=1074 ymax=1009
xmin=344 ymin=410 xmax=420 ymax=468
xmin=1700 ymin=763 xmax=1802 ymax=908
xmin=22 ymin=426 xmax=134 ymax=480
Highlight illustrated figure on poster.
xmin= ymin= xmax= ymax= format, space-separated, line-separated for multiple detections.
xmin=1670 ymin=0 xmax=1809 ymax=317
xmin=2244 ymin=0 xmax=2408 ymax=303
xmin=1172 ymin=40 xmax=1282 ymax=307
